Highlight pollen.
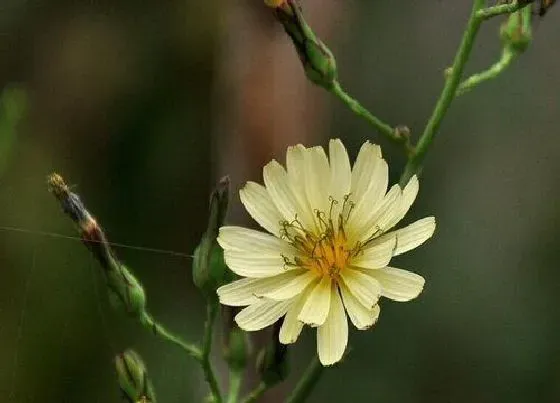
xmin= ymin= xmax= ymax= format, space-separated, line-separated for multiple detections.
xmin=281 ymin=196 xmax=360 ymax=279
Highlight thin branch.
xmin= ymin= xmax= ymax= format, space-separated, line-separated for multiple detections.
xmin=330 ymin=80 xmax=410 ymax=150
xmin=477 ymin=1 xmax=526 ymax=20
xmin=285 ymin=356 xmax=324 ymax=403
xmin=456 ymin=46 xmax=518 ymax=96
xmin=202 ymin=300 xmax=223 ymax=402
xmin=399 ymin=0 xmax=485 ymax=186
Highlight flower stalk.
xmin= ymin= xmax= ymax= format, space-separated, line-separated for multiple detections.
xmin=399 ymin=0 xmax=531 ymax=186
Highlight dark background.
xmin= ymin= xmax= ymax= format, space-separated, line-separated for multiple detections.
xmin=1 ymin=1 xmax=560 ymax=402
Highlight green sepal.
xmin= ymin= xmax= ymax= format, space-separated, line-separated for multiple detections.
xmin=275 ymin=1 xmax=338 ymax=90
xmin=223 ymin=323 xmax=250 ymax=372
xmin=193 ymin=177 xmax=233 ymax=295
xmin=500 ymin=7 xmax=532 ymax=53
xmin=115 ymin=350 xmax=157 ymax=403
xmin=105 ymin=261 xmax=147 ymax=318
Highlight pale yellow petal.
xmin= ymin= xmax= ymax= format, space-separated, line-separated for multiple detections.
xmin=223 ymin=250 xmax=288 ymax=278
xmin=371 ymin=266 xmax=425 ymax=302
xmin=304 ymin=146 xmax=331 ymax=218
xmin=347 ymin=183 xmax=400 ymax=243
xmin=218 ymin=226 xmax=296 ymax=255
xmin=317 ymin=288 xmax=348 ymax=366
xmin=351 ymin=232 xmax=397 ymax=269
xmin=286 ymin=144 xmax=315 ymax=225
xmin=217 ymin=269 xmax=307 ymax=306
xmin=350 ymin=141 xmax=388 ymax=209
xmin=340 ymin=283 xmax=380 ymax=330
xmin=391 ymin=216 xmax=436 ymax=256
xmin=279 ymin=291 xmax=309 ymax=344
xmin=328 ymin=139 xmax=351 ymax=218
xmin=376 ymin=176 xmax=419 ymax=232
xmin=340 ymin=268 xmax=381 ymax=309
xmin=297 ymin=275 xmax=332 ymax=326
xmin=235 ymin=299 xmax=293 ymax=331
xmin=261 ymin=271 xmax=319 ymax=301
xmin=240 ymin=181 xmax=284 ymax=236
xmin=263 ymin=160 xmax=314 ymax=229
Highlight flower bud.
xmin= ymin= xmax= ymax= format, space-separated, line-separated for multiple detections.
xmin=222 ymin=307 xmax=250 ymax=372
xmin=193 ymin=176 xmax=232 ymax=295
xmin=273 ymin=0 xmax=338 ymax=90
xmin=500 ymin=7 xmax=532 ymax=53
xmin=106 ymin=262 xmax=147 ymax=317
xmin=115 ymin=350 xmax=156 ymax=403
xmin=256 ymin=322 xmax=289 ymax=385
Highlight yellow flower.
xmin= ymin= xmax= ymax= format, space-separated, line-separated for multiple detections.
xmin=217 ymin=140 xmax=435 ymax=366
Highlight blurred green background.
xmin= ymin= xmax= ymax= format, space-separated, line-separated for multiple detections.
xmin=1 ymin=1 xmax=560 ymax=402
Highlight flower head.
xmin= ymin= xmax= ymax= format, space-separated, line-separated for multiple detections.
xmin=217 ymin=140 xmax=435 ymax=366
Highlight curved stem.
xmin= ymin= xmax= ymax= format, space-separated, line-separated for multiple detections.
xmin=202 ymin=300 xmax=223 ymax=403
xmin=285 ymin=357 xmax=324 ymax=403
xmin=227 ymin=370 xmax=244 ymax=403
xmin=477 ymin=1 xmax=525 ymax=20
xmin=241 ymin=382 xmax=267 ymax=403
xmin=140 ymin=312 xmax=202 ymax=359
xmin=331 ymin=80 xmax=409 ymax=148
xmin=399 ymin=0 xmax=485 ymax=186
xmin=456 ymin=46 xmax=518 ymax=96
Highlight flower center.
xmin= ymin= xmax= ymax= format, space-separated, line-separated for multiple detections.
xmin=281 ymin=196 xmax=362 ymax=278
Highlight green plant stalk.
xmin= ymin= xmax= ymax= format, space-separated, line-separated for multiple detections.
xmin=47 ymin=173 xmax=222 ymax=401
xmin=477 ymin=1 xmax=525 ymax=20
xmin=331 ymin=80 xmax=406 ymax=147
xmin=241 ymin=382 xmax=267 ymax=403
xmin=399 ymin=0 xmax=485 ymax=186
xmin=140 ymin=312 xmax=201 ymax=359
xmin=202 ymin=301 xmax=223 ymax=403
xmin=226 ymin=369 xmax=243 ymax=403
xmin=456 ymin=46 xmax=518 ymax=96
xmin=285 ymin=357 xmax=324 ymax=403
xmin=400 ymin=1 xmax=531 ymax=186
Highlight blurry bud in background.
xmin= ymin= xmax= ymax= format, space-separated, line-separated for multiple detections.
xmin=193 ymin=176 xmax=233 ymax=296
xmin=270 ymin=0 xmax=338 ymax=90
xmin=256 ymin=322 xmax=290 ymax=386
xmin=222 ymin=306 xmax=250 ymax=372
xmin=115 ymin=350 xmax=157 ymax=403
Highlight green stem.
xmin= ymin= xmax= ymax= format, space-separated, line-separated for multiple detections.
xmin=241 ymin=382 xmax=267 ymax=403
xmin=477 ymin=1 xmax=525 ymax=20
xmin=285 ymin=357 xmax=324 ymax=403
xmin=456 ymin=46 xmax=518 ymax=96
xmin=140 ymin=312 xmax=202 ymax=360
xmin=330 ymin=80 xmax=409 ymax=148
xmin=399 ymin=0 xmax=485 ymax=186
xmin=226 ymin=370 xmax=244 ymax=403
xmin=202 ymin=300 xmax=223 ymax=403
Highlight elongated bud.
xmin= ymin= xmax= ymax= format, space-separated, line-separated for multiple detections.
xmin=256 ymin=322 xmax=289 ymax=385
xmin=48 ymin=173 xmax=146 ymax=318
xmin=500 ymin=6 xmax=532 ymax=52
xmin=222 ymin=307 xmax=250 ymax=372
xmin=270 ymin=0 xmax=338 ymax=90
xmin=115 ymin=350 xmax=156 ymax=403
xmin=193 ymin=176 xmax=232 ymax=295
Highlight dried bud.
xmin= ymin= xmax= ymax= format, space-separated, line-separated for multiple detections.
xmin=115 ymin=350 xmax=156 ymax=403
xmin=256 ymin=322 xmax=289 ymax=385
xmin=273 ymin=0 xmax=338 ymax=90
xmin=193 ymin=176 xmax=232 ymax=295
